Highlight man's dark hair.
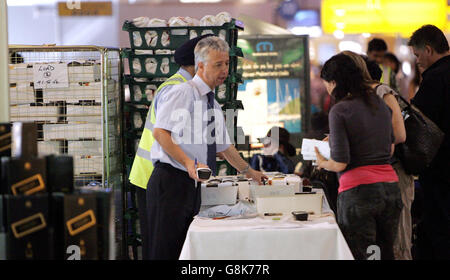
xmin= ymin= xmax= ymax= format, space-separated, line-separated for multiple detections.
xmin=367 ymin=38 xmax=388 ymax=53
xmin=408 ymin=24 xmax=449 ymax=54
xmin=384 ymin=52 xmax=400 ymax=73
xmin=361 ymin=55 xmax=382 ymax=81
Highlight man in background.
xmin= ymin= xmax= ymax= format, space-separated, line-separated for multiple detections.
xmin=408 ymin=24 xmax=450 ymax=260
xmin=367 ymin=38 xmax=398 ymax=92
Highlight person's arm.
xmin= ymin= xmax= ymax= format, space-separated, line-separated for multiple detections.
xmin=383 ymin=93 xmax=406 ymax=144
xmin=153 ymin=128 xmax=207 ymax=181
xmin=314 ymin=147 xmax=347 ymax=172
xmin=220 ymin=145 xmax=267 ymax=184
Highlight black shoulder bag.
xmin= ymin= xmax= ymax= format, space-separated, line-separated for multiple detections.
xmin=395 ymin=94 xmax=445 ymax=175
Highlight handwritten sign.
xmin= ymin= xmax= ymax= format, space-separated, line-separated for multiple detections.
xmin=33 ymin=63 xmax=69 ymax=89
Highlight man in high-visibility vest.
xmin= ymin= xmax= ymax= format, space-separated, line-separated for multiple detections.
xmin=128 ymin=34 xmax=211 ymax=260
xmin=367 ymin=38 xmax=398 ymax=92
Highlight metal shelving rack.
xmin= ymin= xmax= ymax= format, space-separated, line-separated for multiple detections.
xmin=7 ymin=45 xmax=126 ymax=259
xmin=121 ymin=18 xmax=245 ymax=259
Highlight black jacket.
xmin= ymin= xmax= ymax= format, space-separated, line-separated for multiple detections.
xmin=412 ymin=55 xmax=450 ymax=180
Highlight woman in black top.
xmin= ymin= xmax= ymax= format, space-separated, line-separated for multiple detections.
xmin=315 ymin=54 xmax=402 ymax=260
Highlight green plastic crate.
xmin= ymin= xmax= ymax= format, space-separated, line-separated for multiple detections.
xmin=122 ymin=19 xmax=244 ymax=50
xmin=123 ymin=75 xmax=165 ymax=105
xmin=122 ymin=49 xmax=179 ymax=78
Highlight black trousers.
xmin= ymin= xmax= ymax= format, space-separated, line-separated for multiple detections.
xmin=135 ymin=186 xmax=149 ymax=260
xmin=146 ymin=162 xmax=201 ymax=260
xmin=337 ymin=182 xmax=403 ymax=260
xmin=415 ymin=170 xmax=450 ymax=259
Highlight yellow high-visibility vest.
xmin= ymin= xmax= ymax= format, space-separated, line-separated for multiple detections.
xmin=128 ymin=73 xmax=187 ymax=189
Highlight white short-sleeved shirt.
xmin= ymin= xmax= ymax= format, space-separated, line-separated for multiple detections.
xmin=151 ymin=74 xmax=232 ymax=172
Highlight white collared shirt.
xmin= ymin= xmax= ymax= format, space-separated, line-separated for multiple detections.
xmin=151 ymin=74 xmax=232 ymax=172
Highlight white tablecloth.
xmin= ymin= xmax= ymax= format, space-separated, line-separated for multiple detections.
xmin=179 ymin=204 xmax=354 ymax=260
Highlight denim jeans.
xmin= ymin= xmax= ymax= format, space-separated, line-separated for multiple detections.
xmin=337 ymin=182 xmax=403 ymax=260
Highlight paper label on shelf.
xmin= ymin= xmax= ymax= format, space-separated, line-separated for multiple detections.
xmin=33 ymin=63 xmax=69 ymax=89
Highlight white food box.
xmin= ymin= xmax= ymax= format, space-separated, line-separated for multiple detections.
xmin=68 ymin=140 xmax=102 ymax=156
xmin=43 ymin=82 xmax=102 ymax=103
xmin=237 ymin=179 xmax=252 ymax=201
xmin=201 ymin=182 xmax=238 ymax=206
xmin=9 ymin=82 xmax=35 ymax=104
xmin=68 ymin=64 xmax=101 ymax=82
xmin=66 ymin=105 xmax=102 ymax=122
xmin=8 ymin=63 xmax=34 ymax=83
xmin=249 ymin=184 xmax=296 ymax=202
xmin=43 ymin=123 xmax=102 ymax=140
xmin=10 ymin=104 xmax=59 ymax=123
xmin=255 ymin=193 xmax=324 ymax=215
xmin=37 ymin=141 xmax=62 ymax=156
xmin=284 ymin=174 xmax=303 ymax=193
xmin=74 ymin=155 xmax=103 ymax=175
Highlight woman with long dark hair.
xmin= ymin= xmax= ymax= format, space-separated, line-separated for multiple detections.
xmin=314 ymin=54 xmax=402 ymax=260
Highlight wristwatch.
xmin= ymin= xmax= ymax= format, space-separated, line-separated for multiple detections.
xmin=240 ymin=164 xmax=250 ymax=175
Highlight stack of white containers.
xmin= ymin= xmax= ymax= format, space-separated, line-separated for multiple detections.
xmin=9 ymin=58 xmax=116 ymax=182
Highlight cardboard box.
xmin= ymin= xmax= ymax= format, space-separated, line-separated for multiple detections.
xmin=3 ymin=194 xmax=53 ymax=259
xmin=8 ymin=63 xmax=34 ymax=83
xmin=68 ymin=63 xmax=101 ymax=83
xmin=9 ymin=82 xmax=36 ymax=105
xmin=66 ymin=105 xmax=102 ymax=123
xmin=43 ymin=82 xmax=102 ymax=103
xmin=43 ymin=123 xmax=102 ymax=141
xmin=255 ymin=193 xmax=324 ymax=216
xmin=10 ymin=104 xmax=60 ymax=123
xmin=1 ymin=157 xmax=47 ymax=195
xmin=37 ymin=140 xmax=62 ymax=156
xmin=51 ymin=192 xmax=98 ymax=260
xmin=68 ymin=140 xmax=102 ymax=156
xmin=73 ymin=155 xmax=103 ymax=175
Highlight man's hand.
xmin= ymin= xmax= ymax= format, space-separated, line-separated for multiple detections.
xmin=186 ymin=158 xmax=210 ymax=182
xmin=246 ymin=168 xmax=268 ymax=185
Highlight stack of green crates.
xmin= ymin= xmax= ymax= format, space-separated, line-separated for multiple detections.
xmin=121 ymin=18 xmax=245 ymax=258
